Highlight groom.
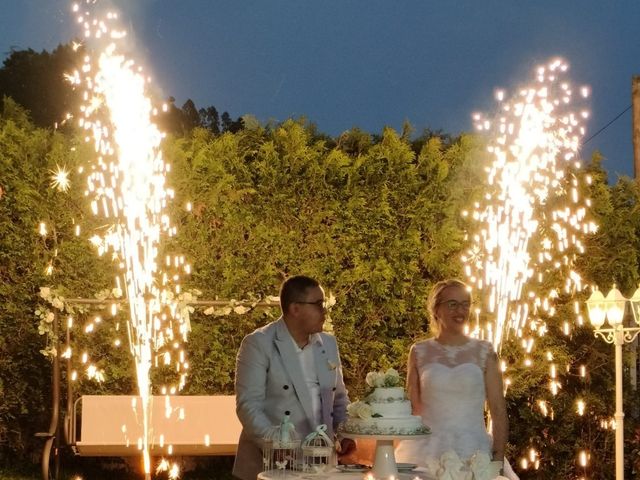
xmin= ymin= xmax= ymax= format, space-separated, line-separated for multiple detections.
xmin=232 ymin=275 xmax=354 ymax=480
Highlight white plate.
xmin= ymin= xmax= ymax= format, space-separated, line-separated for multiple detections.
xmin=396 ymin=462 xmax=418 ymax=472
xmin=336 ymin=464 xmax=370 ymax=473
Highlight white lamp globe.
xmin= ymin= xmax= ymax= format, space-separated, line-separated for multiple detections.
xmin=629 ymin=285 xmax=640 ymax=326
xmin=586 ymin=289 xmax=606 ymax=328
xmin=605 ymin=285 xmax=626 ymax=326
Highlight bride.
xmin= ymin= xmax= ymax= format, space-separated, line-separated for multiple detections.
xmin=395 ymin=279 xmax=518 ymax=479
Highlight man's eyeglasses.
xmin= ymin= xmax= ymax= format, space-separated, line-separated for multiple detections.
xmin=437 ymin=300 xmax=473 ymax=311
xmin=293 ymin=299 xmax=329 ymax=310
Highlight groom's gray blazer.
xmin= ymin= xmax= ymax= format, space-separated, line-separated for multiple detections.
xmin=232 ymin=318 xmax=349 ymax=480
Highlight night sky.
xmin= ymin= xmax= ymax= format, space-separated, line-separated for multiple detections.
xmin=2 ymin=0 xmax=639 ymax=177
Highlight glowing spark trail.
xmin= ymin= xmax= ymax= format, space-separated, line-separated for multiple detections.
xmin=463 ymin=58 xmax=597 ymax=350
xmin=68 ymin=1 xmax=189 ymax=477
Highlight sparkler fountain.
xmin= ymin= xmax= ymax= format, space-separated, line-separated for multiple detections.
xmin=463 ymin=58 xmax=597 ymax=352
xmin=67 ymin=2 xmax=190 ymax=478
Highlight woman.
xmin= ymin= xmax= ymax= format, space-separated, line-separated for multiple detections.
xmin=395 ymin=279 xmax=518 ymax=479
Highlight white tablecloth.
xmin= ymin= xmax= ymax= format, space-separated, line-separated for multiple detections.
xmin=258 ymin=468 xmax=432 ymax=479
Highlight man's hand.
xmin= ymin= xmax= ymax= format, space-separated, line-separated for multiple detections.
xmin=336 ymin=437 xmax=356 ymax=457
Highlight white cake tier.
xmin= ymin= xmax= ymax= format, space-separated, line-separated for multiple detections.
xmin=366 ymin=387 xmax=405 ymax=402
xmin=369 ymin=399 xmax=411 ymax=417
xmin=340 ymin=415 xmax=428 ymax=436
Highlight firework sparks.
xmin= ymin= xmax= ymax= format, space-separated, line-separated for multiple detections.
xmin=463 ymin=61 xmax=600 ymax=471
xmin=464 ymin=57 xmax=597 ymax=350
xmin=50 ymin=164 xmax=71 ymax=192
xmin=69 ymin=1 xmax=188 ymax=477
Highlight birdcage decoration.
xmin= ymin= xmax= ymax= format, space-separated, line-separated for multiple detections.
xmin=301 ymin=424 xmax=335 ymax=474
xmin=262 ymin=414 xmax=301 ymax=475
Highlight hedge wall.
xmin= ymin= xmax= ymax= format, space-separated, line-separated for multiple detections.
xmin=2 ymin=98 xmax=640 ymax=478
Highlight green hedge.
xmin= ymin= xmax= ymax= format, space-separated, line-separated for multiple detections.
xmin=2 ymin=98 xmax=640 ymax=478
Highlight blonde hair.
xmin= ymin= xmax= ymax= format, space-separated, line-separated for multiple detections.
xmin=427 ymin=279 xmax=471 ymax=336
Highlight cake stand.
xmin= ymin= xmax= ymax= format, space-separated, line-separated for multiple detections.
xmin=341 ymin=433 xmax=430 ymax=479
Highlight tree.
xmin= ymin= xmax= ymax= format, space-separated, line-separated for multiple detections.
xmin=0 ymin=45 xmax=243 ymax=140
xmin=336 ymin=127 xmax=372 ymax=156
xmin=0 ymin=98 xmax=112 ymax=461
xmin=181 ymin=99 xmax=201 ymax=132
xmin=199 ymin=105 xmax=220 ymax=135
xmin=220 ymin=110 xmax=244 ymax=133
xmin=0 ymin=44 xmax=81 ymax=128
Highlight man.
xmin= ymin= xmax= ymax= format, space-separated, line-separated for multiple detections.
xmin=232 ymin=275 xmax=354 ymax=480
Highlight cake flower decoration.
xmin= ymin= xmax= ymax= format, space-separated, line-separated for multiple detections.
xmin=366 ymin=368 xmax=402 ymax=388
xmin=346 ymin=400 xmax=372 ymax=419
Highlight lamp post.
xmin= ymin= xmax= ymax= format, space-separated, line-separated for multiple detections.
xmin=586 ymin=285 xmax=640 ymax=480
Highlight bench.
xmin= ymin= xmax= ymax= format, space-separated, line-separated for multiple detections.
xmin=72 ymin=395 xmax=242 ymax=456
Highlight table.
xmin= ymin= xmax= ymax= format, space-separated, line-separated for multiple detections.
xmin=258 ymin=468 xmax=431 ymax=479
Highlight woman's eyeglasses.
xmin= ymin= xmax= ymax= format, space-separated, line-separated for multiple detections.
xmin=437 ymin=300 xmax=473 ymax=311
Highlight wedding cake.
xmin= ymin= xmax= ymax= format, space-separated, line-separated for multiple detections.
xmin=339 ymin=368 xmax=430 ymax=436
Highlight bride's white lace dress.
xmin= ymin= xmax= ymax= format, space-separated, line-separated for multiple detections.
xmin=395 ymin=338 xmax=518 ymax=479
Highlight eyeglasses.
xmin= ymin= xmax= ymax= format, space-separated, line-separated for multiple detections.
xmin=293 ymin=299 xmax=329 ymax=310
xmin=437 ymin=300 xmax=473 ymax=311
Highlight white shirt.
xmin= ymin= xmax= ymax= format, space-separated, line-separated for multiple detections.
xmin=289 ymin=331 xmax=323 ymax=427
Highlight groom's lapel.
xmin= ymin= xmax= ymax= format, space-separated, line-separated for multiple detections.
xmin=274 ymin=319 xmax=315 ymax=424
xmin=313 ymin=338 xmax=331 ymax=391
xmin=313 ymin=338 xmax=335 ymax=428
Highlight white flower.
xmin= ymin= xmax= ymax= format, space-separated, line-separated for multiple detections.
xmin=39 ymin=287 xmax=51 ymax=299
xmin=51 ymin=298 xmax=64 ymax=310
xmin=45 ymin=311 xmax=55 ymax=323
xmin=365 ymin=371 xmax=382 ymax=388
xmin=94 ymin=288 xmax=110 ymax=301
xmin=468 ymin=451 xmax=490 ymax=480
xmin=384 ymin=368 xmax=401 ymax=387
xmin=366 ymin=368 xmax=403 ymax=388
xmin=325 ymin=292 xmax=337 ymax=309
xmin=437 ymin=450 xmax=470 ymax=480
xmin=347 ymin=401 xmax=372 ymax=419
xmin=468 ymin=451 xmax=505 ymax=480
xmin=183 ymin=305 xmax=195 ymax=315
xmin=233 ymin=305 xmax=249 ymax=314
xmin=111 ymin=287 xmax=123 ymax=298
xmin=424 ymin=457 xmax=441 ymax=477
xmin=214 ymin=306 xmax=233 ymax=317
xmin=323 ymin=315 xmax=334 ymax=333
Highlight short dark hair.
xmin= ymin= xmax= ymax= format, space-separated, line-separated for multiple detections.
xmin=280 ymin=275 xmax=320 ymax=314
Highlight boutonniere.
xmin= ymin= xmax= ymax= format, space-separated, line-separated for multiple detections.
xmin=327 ymin=360 xmax=338 ymax=371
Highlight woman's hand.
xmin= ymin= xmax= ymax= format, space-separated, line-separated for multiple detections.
xmin=485 ymin=349 xmax=508 ymax=463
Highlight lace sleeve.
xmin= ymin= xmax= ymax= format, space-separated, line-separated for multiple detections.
xmin=412 ymin=340 xmax=429 ymax=366
xmin=478 ymin=340 xmax=495 ymax=372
